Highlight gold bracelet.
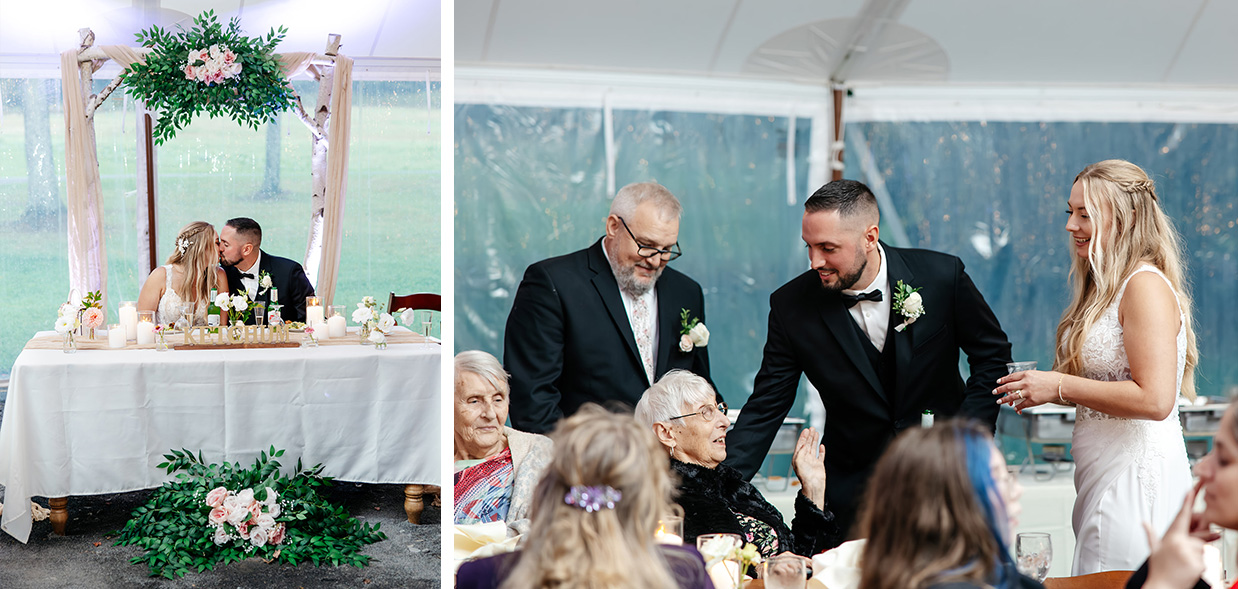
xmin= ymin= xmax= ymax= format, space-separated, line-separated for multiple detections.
xmin=1057 ymin=374 xmax=1067 ymax=404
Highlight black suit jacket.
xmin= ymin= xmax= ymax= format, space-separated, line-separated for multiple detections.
xmin=505 ymin=239 xmax=713 ymax=434
xmin=223 ymin=250 xmax=315 ymax=324
xmin=724 ymin=243 xmax=1011 ymax=535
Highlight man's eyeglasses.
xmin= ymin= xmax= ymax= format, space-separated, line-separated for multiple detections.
xmin=668 ymin=401 xmax=728 ymax=422
xmin=618 ymin=217 xmax=682 ymax=261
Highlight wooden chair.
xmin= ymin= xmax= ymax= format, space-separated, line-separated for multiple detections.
xmin=388 ymin=292 xmax=440 ymax=313
xmin=1044 ymin=570 xmax=1134 ymax=589
xmin=389 ymin=291 xmax=442 ymax=523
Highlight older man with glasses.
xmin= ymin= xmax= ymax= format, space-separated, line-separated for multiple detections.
xmin=504 ymin=181 xmax=717 ymax=434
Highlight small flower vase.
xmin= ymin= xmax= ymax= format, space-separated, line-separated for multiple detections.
xmin=359 ymin=323 xmax=372 ymax=345
xmin=63 ymin=331 xmax=77 ymax=354
xmin=155 ymin=333 xmax=170 ymax=352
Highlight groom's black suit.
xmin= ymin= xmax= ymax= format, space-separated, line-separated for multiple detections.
xmin=223 ymin=250 xmax=315 ymax=324
xmin=725 ymin=243 xmax=1011 ymax=537
xmin=505 ymin=238 xmax=713 ymax=434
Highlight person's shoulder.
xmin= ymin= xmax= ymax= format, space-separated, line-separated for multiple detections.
xmin=886 ymin=244 xmax=961 ymax=267
xmin=262 ymin=251 xmax=304 ymax=270
xmin=771 ymin=269 xmax=821 ymax=301
xmin=506 ymin=427 xmax=553 ymax=451
xmin=528 ymin=243 xmax=595 ymax=272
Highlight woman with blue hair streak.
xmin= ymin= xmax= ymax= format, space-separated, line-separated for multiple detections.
xmin=856 ymin=419 xmax=1042 ymax=589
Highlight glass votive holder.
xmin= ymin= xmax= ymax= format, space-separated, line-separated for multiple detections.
xmin=137 ymin=310 xmax=156 ymax=345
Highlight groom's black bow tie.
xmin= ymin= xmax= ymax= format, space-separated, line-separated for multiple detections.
xmin=841 ymin=290 xmax=882 ymax=308
xmin=239 ymin=272 xmax=255 ymax=279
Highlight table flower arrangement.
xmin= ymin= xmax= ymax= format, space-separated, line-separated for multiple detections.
xmin=351 ymin=296 xmax=395 ymax=348
xmin=59 ymin=289 xmax=105 ymax=339
xmin=115 ymin=447 xmax=386 ymax=579
xmin=55 ymin=300 xmax=82 ymax=353
xmin=214 ymin=291 xmax=254 ymax=327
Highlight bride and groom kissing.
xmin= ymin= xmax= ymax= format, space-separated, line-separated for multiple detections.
xmin=137 ymin=217 xmax=315 ymax=326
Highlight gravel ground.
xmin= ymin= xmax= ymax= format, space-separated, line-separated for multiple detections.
xmin=0 ymin=402 xmax=444 ymax=589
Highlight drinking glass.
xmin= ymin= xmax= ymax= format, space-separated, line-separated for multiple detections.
xmin=253 ymin=302 xmax=266 ymax=327
xmin=696 ymin=533 xmax=742 ymax=589
xmin=422 ymin=310 xmax=435 ymax=338
xmin=1016 ymin=532 xmax=1052 ymax=582
xmin=1006 ymin=361 xmax=1037 ymax=374
xmin=762 ymin=554 xmax=807 ymax=589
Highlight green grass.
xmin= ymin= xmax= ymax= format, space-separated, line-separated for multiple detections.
xmin=0 ymin=82 xmax=440 ymax=378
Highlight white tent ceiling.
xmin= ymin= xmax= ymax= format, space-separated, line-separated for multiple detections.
xmin=456 ymin=0 xmax=1238 ymax=87
xmin=0 ymin=0 xmax=441 ymax=78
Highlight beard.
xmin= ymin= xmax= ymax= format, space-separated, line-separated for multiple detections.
xmin=219 ymin=251 xmax=241 ymax=267
xmin=610 ymin=257 xmax=663 ymax=297
xmin=817 ymin=249 xmax=867 ymax=293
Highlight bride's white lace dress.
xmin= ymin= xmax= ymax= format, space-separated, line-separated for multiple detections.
xmin=1070 ymin=265 xmax=1192 ymax=574
xmin=156 ymin=264 xmax=207 ymax=326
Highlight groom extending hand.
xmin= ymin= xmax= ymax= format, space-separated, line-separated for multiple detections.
xmin=724 ymin=180 xmax=1012 ymax=538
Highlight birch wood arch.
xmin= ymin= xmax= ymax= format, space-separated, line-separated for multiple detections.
xmin=61 ymin=27 xmax=353 ymax=310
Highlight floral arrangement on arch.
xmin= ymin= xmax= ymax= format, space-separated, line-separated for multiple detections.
xmin=351 ymin=296 xmax=395 ymax=348
xmin=115 ymin=447 xmax=386 ymax=579
xmin=121 ymin=10 xmax=296 ymax=144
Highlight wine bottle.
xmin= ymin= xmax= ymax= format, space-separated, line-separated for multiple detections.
xmin=206 ymin=288 xmax=221 ymax=327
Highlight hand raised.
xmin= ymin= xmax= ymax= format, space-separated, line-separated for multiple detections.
xmin=1142 ymin=481 xmax=1208 ymax=589
xmin=792 ymin=427 xmax=827 ymax=510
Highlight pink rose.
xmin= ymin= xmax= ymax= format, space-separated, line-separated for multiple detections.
xmin=212 ymin=526 xmax=229 ymax=546
xmin=248 ymin=525 xmax=268 ymax=547
xmin=225 ymin=505 xmax=248 ymax=525
xmin=183 ymin=65 xmax=196 ymax=79
xmin=249 ymin=502 xmax=262 ymax=519
xmin=679 ymin=334 xmax=694 ymax=353
xmin=223 ymin=50 xmax=235 ymax=63
xmin=268 ymin=522 xmax=286 ymax=545
xmin=205 ymin=486 xmax=228 ymax=508
xmin=235 ymin=519 xmax=250 ymax=539
xmin=208 ymin=506 xmax=228 ymax=525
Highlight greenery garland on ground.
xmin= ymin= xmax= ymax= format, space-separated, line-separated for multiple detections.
xmin=115 ymin=447 xmax=386 ymax=579
xmin=121 ymin=10 xmax=296 ymax=144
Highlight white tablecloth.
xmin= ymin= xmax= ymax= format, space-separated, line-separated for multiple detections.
xmin=0 ymin=332 xmax=440 ymax=543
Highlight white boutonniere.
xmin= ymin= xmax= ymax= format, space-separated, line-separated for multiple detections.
xmin=892 ymin=280 xmax=925 ymax=333
xmin=257 ymin=270 xmax=273 ymax=295
xmin=678 ymin=308 xmax=709 ymax=352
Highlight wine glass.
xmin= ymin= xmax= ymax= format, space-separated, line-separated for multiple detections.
xmin=1016 ymin=532 xmax=1052 ymax=581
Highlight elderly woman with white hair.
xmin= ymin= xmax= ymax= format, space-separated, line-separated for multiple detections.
xmin=454 ymin=350 xmax=553 ymax=536
xmin=635 ymin=369 xmax=843 ymax=558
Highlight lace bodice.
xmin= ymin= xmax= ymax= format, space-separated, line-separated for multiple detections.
xmin=156 ymin=264 xmax=207 ymax=326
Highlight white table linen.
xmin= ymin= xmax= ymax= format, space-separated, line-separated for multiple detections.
xmin=0 ymin=331 xmax=440 ymax=543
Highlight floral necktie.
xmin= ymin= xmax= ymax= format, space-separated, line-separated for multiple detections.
xmin=632 ymin=297 xmax=654 ymax=384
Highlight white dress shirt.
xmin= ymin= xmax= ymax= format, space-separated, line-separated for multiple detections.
xmin=237 ymin=251 xmax=263 ymax=300
xmin=601 ymin=239 xmax=660 ymax=359
xmin=841 ymin=243 xmax=890 ymax=351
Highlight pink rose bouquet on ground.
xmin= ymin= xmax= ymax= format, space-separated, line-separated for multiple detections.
xmin=204 ymin=486 xmax=286 ymax=548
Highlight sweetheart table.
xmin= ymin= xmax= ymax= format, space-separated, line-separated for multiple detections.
xmin=0 ymin=329 xmax=440 ymax=543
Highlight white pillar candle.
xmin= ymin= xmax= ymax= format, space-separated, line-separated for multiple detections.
xmin=311 ymin=321 xmax=329 ymax=340
xmin=306 ymin=305 xmax=325 ymax=326
xmin=119 ymin=303 xmax=138 ymax=340
xmin=108 ymin=325 xmax=126 ymax=349
xmin=327 ymin=315 xmax=347 ymax=338
xmin=137 ymin=320 xmax=156 ymax=345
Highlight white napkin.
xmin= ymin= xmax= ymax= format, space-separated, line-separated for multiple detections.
xmin=453 ymin=522 xmax=521 ymax=571
xmin=810 ymin=538 xmax=866 ymax=589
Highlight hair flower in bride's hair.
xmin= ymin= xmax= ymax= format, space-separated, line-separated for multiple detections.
xmin=176 ymin=238 xmax=192 ymax=254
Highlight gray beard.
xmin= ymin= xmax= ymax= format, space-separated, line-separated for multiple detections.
xmin=610 ymin=258 xmax=661 ymax=297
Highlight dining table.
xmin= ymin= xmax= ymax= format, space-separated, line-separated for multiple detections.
xmin=0 ymin=327 xmax=441 ymax=543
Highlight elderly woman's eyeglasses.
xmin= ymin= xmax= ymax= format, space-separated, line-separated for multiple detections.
xmin=617 ymin=216 xmax=682 ymax=261
xmin=668 ymin=401 xmax=728 ymax=422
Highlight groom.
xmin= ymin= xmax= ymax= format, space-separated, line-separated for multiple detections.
xmin=725 ymin=179 xmax=1012 ymax=537
xmin=218 ymin=217 xmax=315 ymax=323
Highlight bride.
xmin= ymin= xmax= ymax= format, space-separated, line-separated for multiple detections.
xmin=137 ymin=221 xmax=229 ymax=325
xmin=993 ymin=159 xmax=1197 ymax=574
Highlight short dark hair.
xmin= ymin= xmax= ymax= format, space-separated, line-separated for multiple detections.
xmin=804 ymin=179 xmax=879 ymax=222
xmin=225 ymin=217 xmax=262 ymax=247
